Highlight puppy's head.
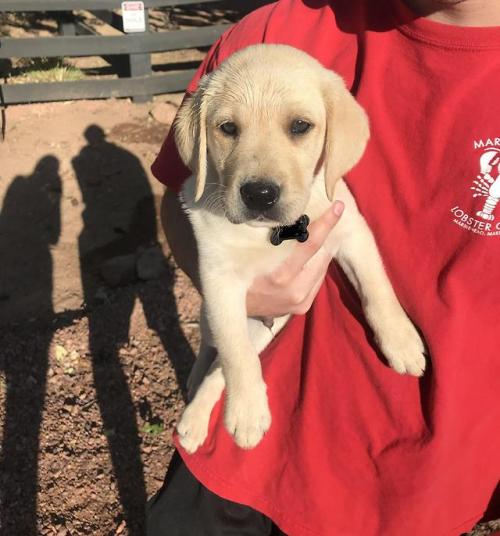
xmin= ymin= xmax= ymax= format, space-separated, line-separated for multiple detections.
xmin=175 ymin=44 xmax=369 ymax=225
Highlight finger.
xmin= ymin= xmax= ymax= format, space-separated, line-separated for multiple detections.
xmin=279 ymin=201 xmax=344 ymax=281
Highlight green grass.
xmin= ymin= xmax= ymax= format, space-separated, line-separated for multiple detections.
xmin=6 ymin=57 xmax=84 ymax=84
xmin=142 ymin=422 xmax=165 ymax=436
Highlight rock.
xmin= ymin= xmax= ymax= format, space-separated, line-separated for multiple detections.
xmin=100 ymin=255 xmax=137 ymax=287
xmin=136 ymin=247 xmax=166 ymax=281
xmin=149 ymin=102 xmax=177 ymax=125
xmin=115 ymin=520 xmax=126 ymax=534
xmin=55 ymin=344 xmax=68 ymax=361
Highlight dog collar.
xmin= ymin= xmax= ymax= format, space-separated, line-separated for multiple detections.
xmin=270 ymin=215 xmax=310 ymax=246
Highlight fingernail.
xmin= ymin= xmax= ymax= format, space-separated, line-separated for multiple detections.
xmin=333 ymin=201 xmax=344 ymax=216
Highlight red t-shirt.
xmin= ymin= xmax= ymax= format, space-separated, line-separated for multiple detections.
xmin=152 ymin=1 xmax=500 ymax=534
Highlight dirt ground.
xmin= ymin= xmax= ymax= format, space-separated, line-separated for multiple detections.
xmin=0 ymin=97 xmax=203 ymax=536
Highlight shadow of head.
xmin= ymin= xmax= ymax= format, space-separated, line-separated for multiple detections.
xmin=84 ymin=124 xmax=106 ymax=145
xmin=33 ymin=154 xmax=60 ymax=175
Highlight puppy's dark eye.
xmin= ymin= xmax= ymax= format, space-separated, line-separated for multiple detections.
xmin=290 ymin=120 xmax=312 ymax=135
xmin=219 ymin=121 xmax=238 ymax=137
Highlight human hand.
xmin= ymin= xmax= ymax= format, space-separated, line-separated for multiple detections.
xmin=246 ymin=201 xmax=345 ymax=318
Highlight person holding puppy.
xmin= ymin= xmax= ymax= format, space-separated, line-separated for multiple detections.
xmin=147 ymin=0 xmax=500 ymax=535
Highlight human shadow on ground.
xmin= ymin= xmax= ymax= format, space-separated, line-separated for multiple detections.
xmin=0 ymin=156 xmax=62 ymax=536
xmin=72 ymin=124 xmax=194 ymax=535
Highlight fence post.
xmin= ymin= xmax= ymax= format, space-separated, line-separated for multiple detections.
xmin=128 ymin=9 xmax=152 ymax=103
xmin=56 ymin=11 xmax=76 ymax=36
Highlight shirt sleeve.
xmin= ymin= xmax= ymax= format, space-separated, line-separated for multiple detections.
xmin=150 ymin=4 xmax=276 ymax=191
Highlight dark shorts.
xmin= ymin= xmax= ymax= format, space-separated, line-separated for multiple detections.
xmin=146 ymin=451 xmax=285 ymax=536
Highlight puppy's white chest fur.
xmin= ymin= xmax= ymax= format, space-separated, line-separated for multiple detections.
xmin=181 ymin=173 xmax=350 ymax=285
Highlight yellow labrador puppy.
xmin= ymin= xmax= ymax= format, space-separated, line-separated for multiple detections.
xmin=174 ymin=44 xmax=426 ymax=453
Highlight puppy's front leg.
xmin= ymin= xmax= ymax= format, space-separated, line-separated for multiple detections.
xmin=178 ymin=359 xmax=225 ymax=453
xmin=334 ymin=193 xmax=426 ymax=376
xmin=203 ymin=274 xmax=271 ymax=449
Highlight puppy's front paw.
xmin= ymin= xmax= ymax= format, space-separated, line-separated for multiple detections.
xmin=224 ymin=383 xmax=271 ymax=449
xmin=376 ymin=317 xmax=426 ymax=377
xmin=177 ymin=403 xmax=211 ymax=454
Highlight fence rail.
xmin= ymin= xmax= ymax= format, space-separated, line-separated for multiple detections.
xmin=1 ymin=0 xmax=219 ymax=11
xmin=1 ymin=70 xmax=197 ymax=104
xmin=0 ymin=25 xmax=228 ymax=58
xmin=0 ymin=1 xmax=242 ymax=104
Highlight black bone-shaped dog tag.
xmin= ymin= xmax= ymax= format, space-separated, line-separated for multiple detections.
xmin=270 ymin=215 xmax=310 ymax=246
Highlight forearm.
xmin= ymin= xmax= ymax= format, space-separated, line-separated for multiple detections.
xmin=160 ymin=189 xmax=201 ymax=292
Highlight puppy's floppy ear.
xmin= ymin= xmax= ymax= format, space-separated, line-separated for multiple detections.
xmin=174 ymin=74 xmax=210 ymax=201
xmin=322 ymin=72 xmax=370 ymax=201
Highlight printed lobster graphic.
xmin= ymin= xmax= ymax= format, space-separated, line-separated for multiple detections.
xmin=471 ymin=149 xmax=500 ymax=221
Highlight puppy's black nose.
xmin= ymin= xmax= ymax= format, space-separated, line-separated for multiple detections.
xmin=240 ymin=180 xmax=280 ymax=212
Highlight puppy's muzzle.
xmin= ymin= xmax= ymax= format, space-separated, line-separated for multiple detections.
xmin=240 ymin=180 xmax=280 ymax=213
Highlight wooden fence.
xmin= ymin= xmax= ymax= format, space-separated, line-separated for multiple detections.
xmin=0 ymin=1 xmax=257 ymax=104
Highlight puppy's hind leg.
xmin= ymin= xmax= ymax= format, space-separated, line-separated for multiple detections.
xmin=177 ymin=360 xmax=225 ymax=454
xmin=186 ymin=342 xmax=216 ymax=401
xmin=187 ymin=307 xmax=217 ymax=401
xmin=180 ymin=303 xmax=222 ymax=453
xmin=177 ymin=316 xmax=289 ymax=454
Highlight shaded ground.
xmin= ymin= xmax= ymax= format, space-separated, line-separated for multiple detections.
xmin=0 ymin=278 xmax=200 ymax=536
xmin=0 ymin=98 xmax=201 ymax=535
